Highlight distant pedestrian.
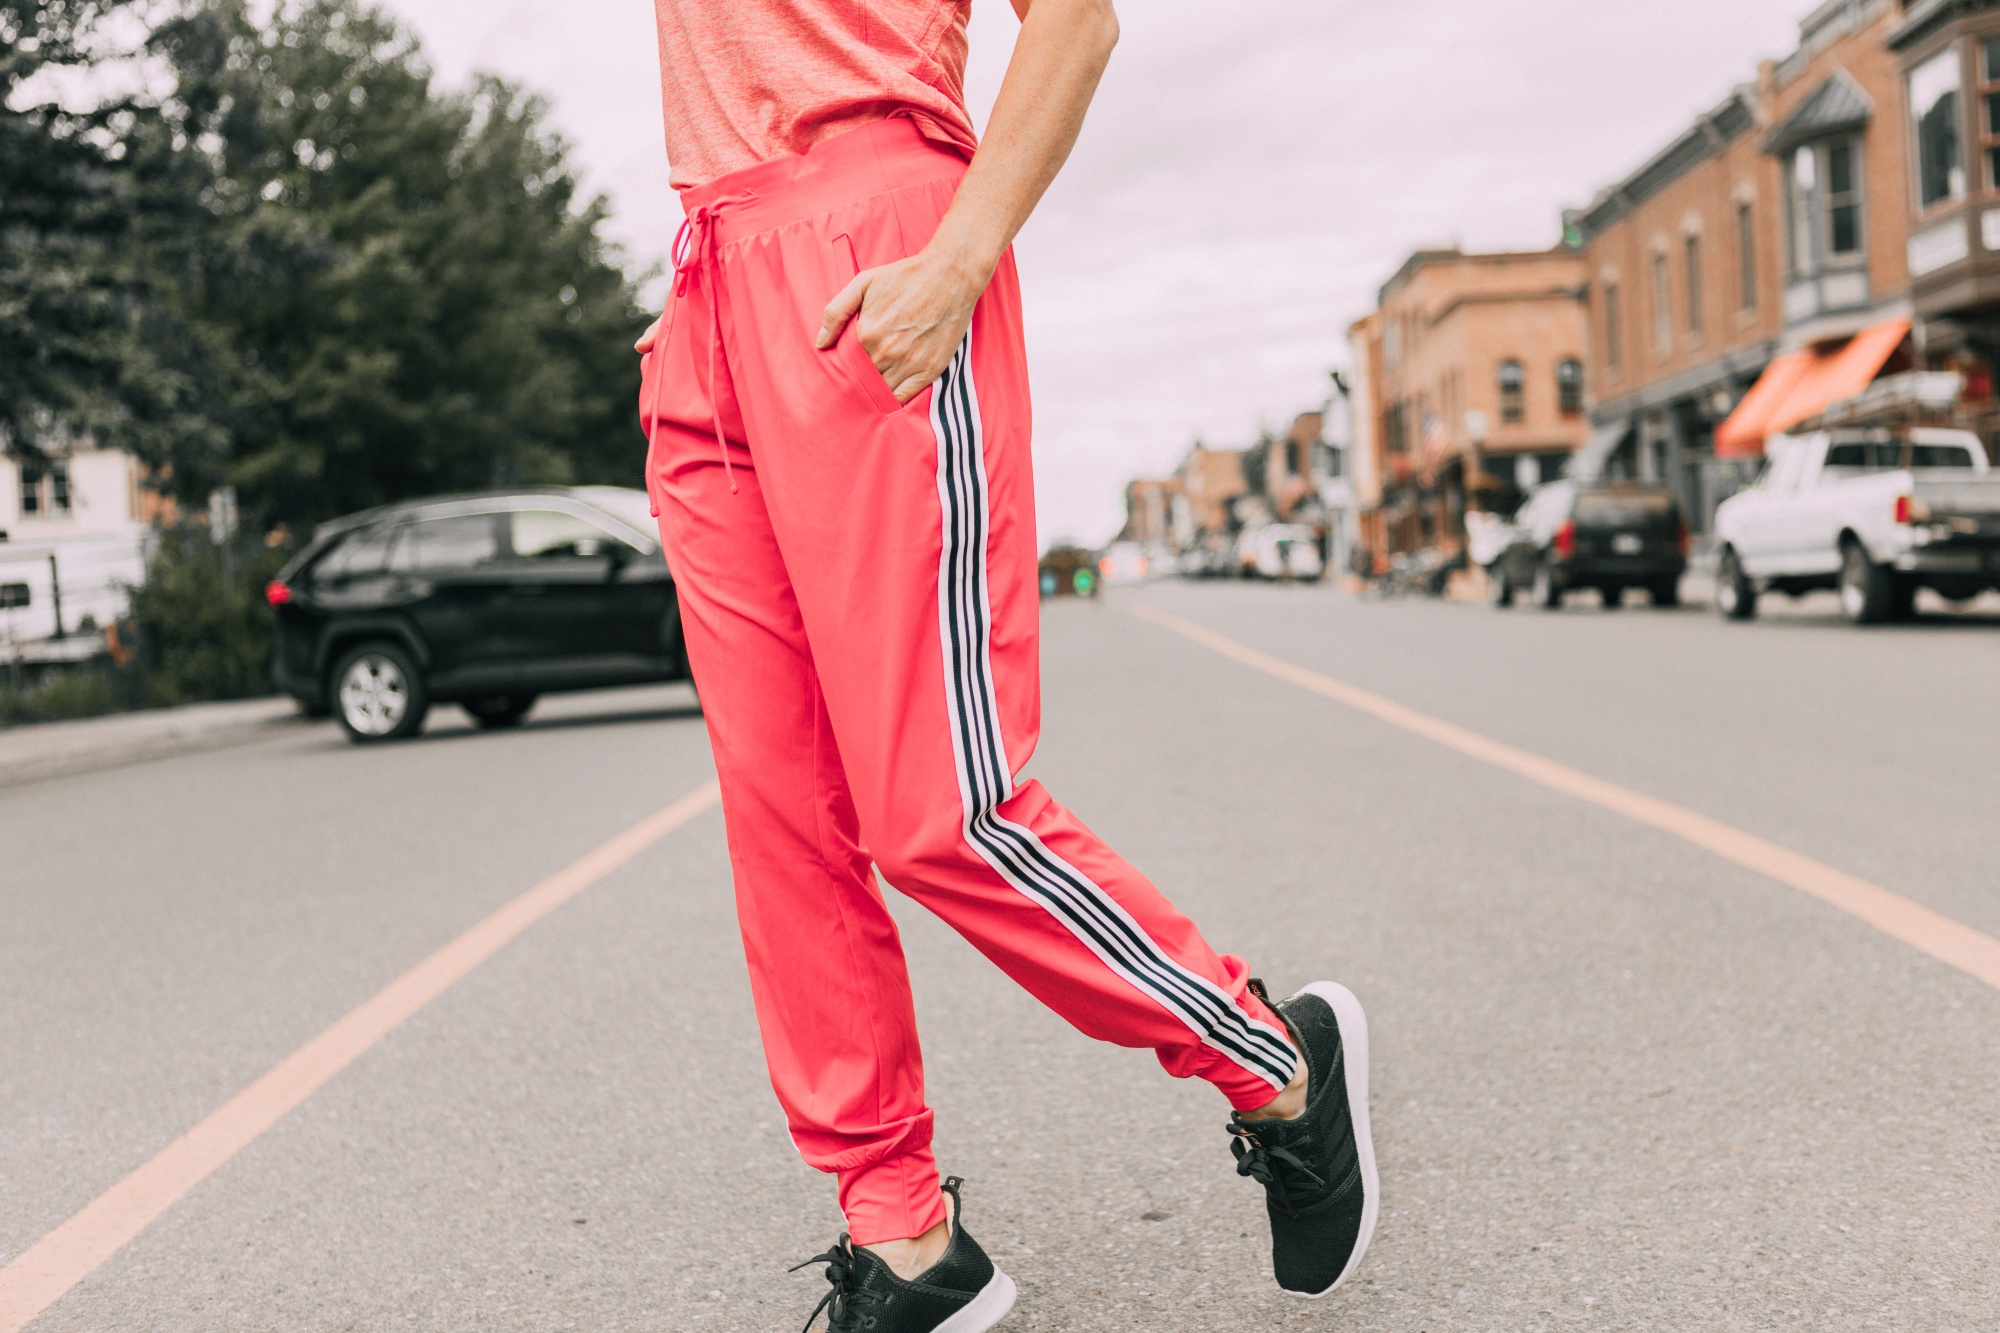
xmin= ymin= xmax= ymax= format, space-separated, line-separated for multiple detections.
xmin=637 ymin=2 xmax=1377 ymax=1328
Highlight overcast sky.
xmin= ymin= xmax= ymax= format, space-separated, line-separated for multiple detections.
xmin=376 ymin=1 xmax=1816 ymax=544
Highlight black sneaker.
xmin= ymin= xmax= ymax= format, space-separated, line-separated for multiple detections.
xmin=1226 ymin=980 xmax=1379 ymax=1298
xmin=791 ymin=1176 xmax=1017 ymax=1332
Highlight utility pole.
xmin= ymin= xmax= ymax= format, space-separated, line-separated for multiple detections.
xmin=48 ymin=552 xmax=64 ymax=640
xmin=1328 ymin=370 xmax=1359 ymax=577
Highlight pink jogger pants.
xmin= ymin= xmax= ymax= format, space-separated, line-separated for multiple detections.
xmin=639 ymin=119 xmax=1298 ymax=1246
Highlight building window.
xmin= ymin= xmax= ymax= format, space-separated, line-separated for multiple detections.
xmin=1981 ymin=37 xmax=2000 ymax=187
xmin=18 ymin=463 xmax=72 ymax=517
xmin=1736 ymin=201 xmax=1758 ymax=309
xmin=1383 ymin=401 xmax=1408 ymax=456
xmin=1789 ymin=138 xmax=1865 ymax=275
xmin=1557 ymin=358 xmax=1584 ymax=416
xmin=1684 ymin=234 xmax=1704 ymax=334
xmin=1826 ymin=140 xmax=1861 ymax=254
xmin=1790 ymin=147 xmax=1817 ymax=274
xmin=1604 ymin=283 xmax=1623 ymax=372
xmin=1911 ymin=47 xmax=1966 ymax=209
xmin=1651 ymin=251 xmax=1672 ymax=353
xmin=1498 ymin=360 xmax=1525 ymax=423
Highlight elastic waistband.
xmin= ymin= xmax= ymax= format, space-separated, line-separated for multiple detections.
xmin=677 ymin=117 xmax=970 ymax=244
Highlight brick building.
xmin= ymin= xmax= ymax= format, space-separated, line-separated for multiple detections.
xmin=1347 ymin=247 xmax=1590 ymax=564
xmin=1570 ymin=0 xmax=1991 ymax=532
xmin=1255 ymin=411 xmax=1330 ymax=525
xmin=1118 ymin=477 xmax=1181 ymax=546
xmin=1169 ymin=442 xmax=1248 ymax=544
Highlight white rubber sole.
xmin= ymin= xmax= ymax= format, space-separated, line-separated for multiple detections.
xmin=1289 ymin=981 xmax=1378 ymax=1300
xmin=933 ymin=1266 xmax=1017 ymax=1332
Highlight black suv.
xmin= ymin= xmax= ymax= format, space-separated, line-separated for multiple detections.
xmin=268 ymin=487 xmax=686 ymax=742
xmin=1490 ymin=480 xmax=1689 ymax=609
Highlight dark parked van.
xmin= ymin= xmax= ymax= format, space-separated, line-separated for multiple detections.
xmin=1490 ymin=480 xmax=1689 ymax=609
xmin=268 ymin=487 xmax=686 ymax=742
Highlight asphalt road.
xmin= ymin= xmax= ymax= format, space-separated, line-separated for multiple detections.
xmin=3 ymin=583 xmax=1997 ymax=1331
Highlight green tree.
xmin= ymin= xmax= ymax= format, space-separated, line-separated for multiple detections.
xmin=126 ymin=524 xmax=287 ymax=703
xmin=0 ymin=0 xmax=218 ymax=464
xmin=126 ymin=0 xmax=652 ymax=526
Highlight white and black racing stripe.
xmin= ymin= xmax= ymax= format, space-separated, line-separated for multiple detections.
xmin=928 ymin=335 xmax=1298 ymax=1091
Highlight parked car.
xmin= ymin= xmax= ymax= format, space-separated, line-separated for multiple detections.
xmin=1038 ymin=545 xmax=1100 ymax=598
xmin=1712 ymin=426 xmax=2000 ymax=623
xmin=1097 ymin=541 xmax=1151 ymax=586
xmin=267 ymin=486 xmax=685 ymax=742
xmin=1241 ymin=524 xmax=1325 ymax=581
xmin=1140 ymin=544 xmax=1183 ymax=578
xmin=1490 ymin=480 xmax=1688 ymax=610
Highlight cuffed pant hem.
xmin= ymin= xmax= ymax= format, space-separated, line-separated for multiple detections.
xmin=1181 ymin=985 xmax=1300 ymax=1112
xmin=838 ymin=1146 xmax=948 ymax=1247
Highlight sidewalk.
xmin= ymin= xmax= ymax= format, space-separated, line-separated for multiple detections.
xmin=0 ymin=696 xmax=306 ymax=788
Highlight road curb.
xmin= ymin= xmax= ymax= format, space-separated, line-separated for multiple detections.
xmin=0 ymin=697 xmax=308 ymax=790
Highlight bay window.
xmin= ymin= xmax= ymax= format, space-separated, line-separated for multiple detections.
xmin=1911 ymin=47 xmax=1966 ymax=209
xmin=1982 ymin=37 xmax=2000 ymax=188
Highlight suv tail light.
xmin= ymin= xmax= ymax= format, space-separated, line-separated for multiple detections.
xmin=1893 ymin=495 xmax=1930 ymax=524
xmin=265 ymin=580 xmax=293 ymax=607
xmin=1553 ymin=519 xmax=1576 ymax=558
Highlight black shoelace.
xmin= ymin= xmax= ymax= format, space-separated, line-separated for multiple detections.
xmin=790 ymin=1239 xmax=876 ymax=1333
xmin=1228 ymin=1122 xmax=1325 ymax=1216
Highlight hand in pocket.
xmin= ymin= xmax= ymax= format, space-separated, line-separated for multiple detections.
xmin=817 ymin=249 xmax=987 ymax=406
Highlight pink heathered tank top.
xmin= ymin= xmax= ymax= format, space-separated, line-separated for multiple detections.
xmin=651 ymin=0 xmax=979 ymax=191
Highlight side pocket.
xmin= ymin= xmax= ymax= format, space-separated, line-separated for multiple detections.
xmin=640 ymin=340 xmax=667 ymax=516
xmin=826 ymin=234 xmax=914 ymax=417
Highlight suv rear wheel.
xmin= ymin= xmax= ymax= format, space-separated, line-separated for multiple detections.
xmin=332 ymin=642 xmax=429 ymax=743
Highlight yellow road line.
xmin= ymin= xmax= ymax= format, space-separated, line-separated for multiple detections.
xmin=0 ymin=780 xmax=722 ymax=1333
xmin=1132 ymin=603 xmax=2000 ymax=993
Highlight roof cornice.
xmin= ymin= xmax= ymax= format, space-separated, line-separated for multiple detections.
xmin=1888 ymin=0 xmax=1997 ymax=51
xmin=1573 ymin=90 xmax=1759 ymax=241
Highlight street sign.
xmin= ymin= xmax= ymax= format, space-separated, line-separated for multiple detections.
xmin=209 ymin=486 xmax=239 ymax=545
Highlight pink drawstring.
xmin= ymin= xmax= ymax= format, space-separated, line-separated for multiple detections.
xmin=649 ymin=205 xmax=738 ymax=496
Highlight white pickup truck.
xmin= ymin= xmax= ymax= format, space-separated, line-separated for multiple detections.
xmin=1712 ymin=426 xmax=2000 ymax=622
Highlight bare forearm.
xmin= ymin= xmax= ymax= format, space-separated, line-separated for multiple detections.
xmin=927 ymin=0 xmax=1120 ymax=284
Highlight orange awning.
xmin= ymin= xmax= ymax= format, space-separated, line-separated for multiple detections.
xmin=1714 ymin=318 xmax=1911 ymax=458
xmin=1714 ymin=351 xmax=1816 ymax=457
